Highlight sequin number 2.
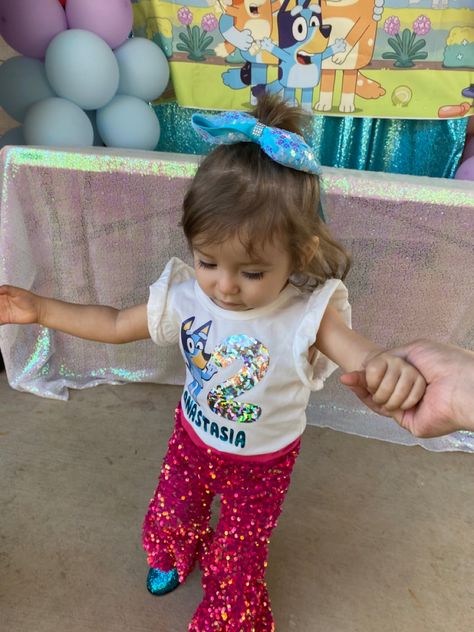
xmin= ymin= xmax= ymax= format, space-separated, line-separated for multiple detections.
xmin=207 ymin=334 xmax=269 ymax=423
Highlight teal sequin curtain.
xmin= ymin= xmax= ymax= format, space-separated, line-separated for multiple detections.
xmin=154 ymin=102 xmax=468 ymax=178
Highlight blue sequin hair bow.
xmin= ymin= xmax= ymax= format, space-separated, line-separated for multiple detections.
xmin=191 ymin=110 xmax=321 ymax=175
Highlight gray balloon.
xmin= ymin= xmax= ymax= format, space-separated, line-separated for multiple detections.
xmin=0 ymin=56 xmax=55 ymax=122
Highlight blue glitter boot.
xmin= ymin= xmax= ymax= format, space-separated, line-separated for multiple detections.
xmin=146 ymin=567 xmax=180 ymax=596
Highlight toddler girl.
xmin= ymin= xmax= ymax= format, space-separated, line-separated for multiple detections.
xmin=0 ymin=94 xmax=425 ymax=631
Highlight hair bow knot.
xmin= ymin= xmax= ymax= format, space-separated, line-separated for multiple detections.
xmin=191 ymin=111 xmax=321 ymax=175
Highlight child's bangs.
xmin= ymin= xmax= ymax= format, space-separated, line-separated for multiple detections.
xmin=190 ymin=195 xmax=291 ymax=258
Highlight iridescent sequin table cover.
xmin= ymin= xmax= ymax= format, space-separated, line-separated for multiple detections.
xmin=1 ymin=146 xmax=473 ymax=452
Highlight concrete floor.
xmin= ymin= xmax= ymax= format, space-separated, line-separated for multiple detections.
xmin=1 ymin=372 xmax=474 ymax=632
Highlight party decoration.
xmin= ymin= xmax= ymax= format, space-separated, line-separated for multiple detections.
xmin=0 ymin=56 xmax=55 ymax=122
xmin=85 ymin=111 xmax=104 ymax=147
xmin=0 ymin=126 xmax=25 ymax=149
xmin=0 ymin=2 xmax=169 ymax=151
xmin=0 ymin=0 xmax=68 ymax=60
xmin=65 ymin=0 xmax=133 ymax=50
xmin=45 ymin=30 xmax=120 ymax=110
xmin=454 ymin=156 xmax=474 ymax=181
xmin=115 ymin=37 xmax=170 ymax=102
xmin=23 ymin=98 xmax=94 ymax=147
xmin=96 ymin=95 xmax=160 ymax=150
xmin=133 ymin=0 xmax=474 ymax=120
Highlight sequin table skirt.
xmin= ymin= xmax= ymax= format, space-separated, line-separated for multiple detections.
xmin=0 ymin=146 xmax=473 ymax=452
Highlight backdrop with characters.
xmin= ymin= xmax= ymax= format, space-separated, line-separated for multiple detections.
xmin=132 ymin=0 xmax=473 ymax=177
xmin=132 ymin=0 xmax=474 ymax=119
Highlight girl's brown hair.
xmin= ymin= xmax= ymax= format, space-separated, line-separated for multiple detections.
xmin=182 ymin=93 xmax=350 ymax=288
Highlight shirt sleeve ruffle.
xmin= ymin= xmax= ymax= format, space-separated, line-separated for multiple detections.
xmin=147 ymin=257 xmax=195 ymax=346
xmin=293 ymin=279 xmax=351 ymax=391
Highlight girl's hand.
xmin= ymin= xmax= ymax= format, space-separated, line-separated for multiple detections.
xmin=340 ymin=351 xmax=426 ymax=423
xmin=0 ymin=285 xmax=42 ymax=325
xmin=343 ymin=341 xmax=474 ymax=437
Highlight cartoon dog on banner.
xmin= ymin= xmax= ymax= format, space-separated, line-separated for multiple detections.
xmin=216 ymin=0 xmax=282 ymax=103
xmin=260 ymin=0 xmax=346 ymax=110
xmin=181 ymin=317 xmax=218 ymax=399
xmin=316 ymin=0 xmax=385 ymax=113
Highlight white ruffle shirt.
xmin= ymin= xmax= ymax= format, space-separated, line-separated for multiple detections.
xmin=148 ymin=258 xmax=351 ymax=456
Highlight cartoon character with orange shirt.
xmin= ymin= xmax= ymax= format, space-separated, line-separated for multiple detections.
xmin=316 ymin=0 xmax=386 ymax=113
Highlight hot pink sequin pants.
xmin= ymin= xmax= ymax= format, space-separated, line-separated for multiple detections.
xmin=142 ymin=407 xmax=299 ymax=631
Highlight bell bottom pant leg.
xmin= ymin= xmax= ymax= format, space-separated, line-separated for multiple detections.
xmin=142 ymin=413 xmax=215 ymax=582
xmin=189 ymin=446 xmax=300 ymax=632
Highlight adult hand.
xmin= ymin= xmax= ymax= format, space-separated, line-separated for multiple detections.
xmin=340 ymin=340 xmax=474 ymax=437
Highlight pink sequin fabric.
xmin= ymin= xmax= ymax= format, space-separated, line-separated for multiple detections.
xmin=143 ymin=406 xmax=300 ymax=631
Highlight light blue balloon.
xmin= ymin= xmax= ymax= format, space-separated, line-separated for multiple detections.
xmin=96 ymin=95 xmax=160 ymax=150
xmin=85 ymin=111 xmax=104 ymax=147
xmin=114 ymin=37 xmax=170 ymax=102
xmin=0 ymin=126 xmax=25 ymax=149
xmin=45 ymin=29 xmax=119 ymax=110
xmin=24 ymin=97 xmax=94 ymax=147
xmin=0 ymin=56 xmax=55 ymax=122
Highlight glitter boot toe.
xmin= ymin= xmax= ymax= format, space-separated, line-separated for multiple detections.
xmin=146 ymin=567 xmax=180 ymax=595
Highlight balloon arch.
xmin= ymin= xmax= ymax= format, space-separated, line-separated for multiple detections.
xmin=0 ymin=0 xmax=169 ymax=150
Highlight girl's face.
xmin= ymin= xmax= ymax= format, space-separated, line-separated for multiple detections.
xmin=193 ymin=234 xmax=293 ymax=311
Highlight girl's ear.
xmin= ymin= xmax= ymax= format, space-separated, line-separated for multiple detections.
xmin=300 ymin=236 xmax=319 ymax=269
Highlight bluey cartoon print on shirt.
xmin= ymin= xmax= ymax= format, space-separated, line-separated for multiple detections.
xmin=180 ymin=316 xmax=272 ymax=449
xmin=181 ymin=317 xmax=218 ymax=398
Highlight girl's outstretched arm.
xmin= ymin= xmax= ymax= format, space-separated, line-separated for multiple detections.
xmin=0 ymin=285 xmax=149 ymax=344
xmin=315 ymin=305 xmax=426 ymax=418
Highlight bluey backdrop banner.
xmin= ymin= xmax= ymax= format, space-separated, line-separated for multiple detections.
xmin=132 ymin=0 xmax=474 ymax=119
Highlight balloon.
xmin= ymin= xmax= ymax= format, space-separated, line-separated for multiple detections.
xmin=85 ymin=111 xmax=105 ymax=147
xmin=454 ymin=156 xmax=474 ymax=181
xmin=65 ymin=0 xmax=133 ymax=50
xmin=96 ymin=95 xmax=160 ymax=150
xmin=462 ymin=135 xmax=474 ymax=162
xmin=115 ymin=37 xmax=170 ymax=102
xmin=23 ymin=97 xmax=94 ymax=147
xmin=0 ymin=126 xmax=25 ymax=149
xmin=0 ymin=0 xmax=68 ymax=59
xmin=45 ymin=30 xmax=119 ymax=110
xmin=0 ymin=56 xmax=55 ymax=122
